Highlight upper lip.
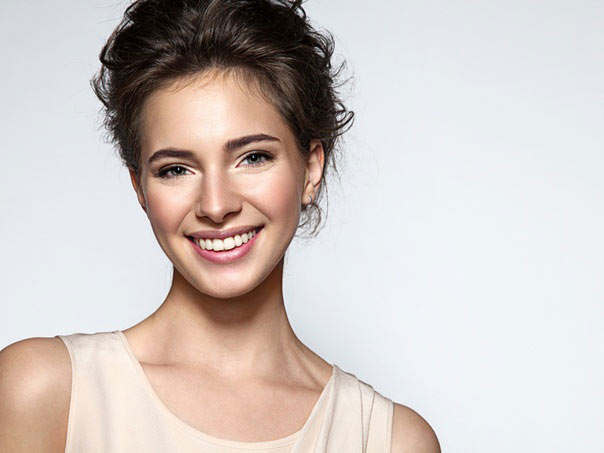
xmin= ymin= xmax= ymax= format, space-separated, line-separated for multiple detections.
xmin=188 ymin=225 xmax=263 ymax=240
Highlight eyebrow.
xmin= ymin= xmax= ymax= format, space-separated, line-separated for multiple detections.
xmin=147 ymin=133 xmax=280 ymax=164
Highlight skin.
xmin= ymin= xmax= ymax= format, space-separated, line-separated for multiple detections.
xmin=0 ymin=69 xmax=440 ymax=452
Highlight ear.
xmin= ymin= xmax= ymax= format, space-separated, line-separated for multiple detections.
xmin=302 ymin=139 xmax=325 ymax=203
xmin=128 ymin=168 xmax=147 ymax=213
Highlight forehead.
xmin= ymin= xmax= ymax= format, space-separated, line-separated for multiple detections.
xmin=140 ymin=70 xmax=293 ymax=155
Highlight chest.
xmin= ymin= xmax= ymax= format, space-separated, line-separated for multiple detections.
xmin=141 ymin=363 xmax=324 ymax=442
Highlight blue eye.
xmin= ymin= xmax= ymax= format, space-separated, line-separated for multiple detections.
xmin=242 ymin=152 xmax=273 ymax=167
xmin=157 ymin=165 xmax=190 ymax=178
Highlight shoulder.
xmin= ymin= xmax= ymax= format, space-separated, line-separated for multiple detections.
xmin=0 ymin=336 xmax=71 ymax=452
xmin=390 ymin=402 xmax=441 ymax=453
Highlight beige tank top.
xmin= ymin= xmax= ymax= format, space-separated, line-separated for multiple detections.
xmin=56 ymin=331 xmax=393 ymax=452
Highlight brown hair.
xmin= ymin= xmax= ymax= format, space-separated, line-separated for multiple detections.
xmin=91 ymin=0 xmax=354 ymax=236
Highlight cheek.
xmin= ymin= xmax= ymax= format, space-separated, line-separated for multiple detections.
xmin=250 ymin=167 xmax=302 ymax=226
xmin=145 ymin=186 xmax=192 ymax=237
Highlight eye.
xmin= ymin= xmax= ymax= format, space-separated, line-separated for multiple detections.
xmin=241 ymin=151 xmax=273 ymax=167
xmin=156 ymin=165 xmax=191 ymax=178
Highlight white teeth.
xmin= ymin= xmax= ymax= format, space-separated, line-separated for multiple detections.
xmin=195 ymin=228 xmax=258 ymax=252
xmin=212 ymin=239 xmax=225 ymax=251
xmin=223 ymin=237 xmax=236 ymax=250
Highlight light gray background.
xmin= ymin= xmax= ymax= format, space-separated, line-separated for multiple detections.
xmin=1 ymin=1 xmax=602 ymax=451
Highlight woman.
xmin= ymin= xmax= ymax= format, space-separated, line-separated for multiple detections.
xmin=0 ymin=0 xmax=440 ymax=451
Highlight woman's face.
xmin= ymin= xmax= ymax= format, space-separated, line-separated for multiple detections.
xmin=130 ymin=70 xmax=324 ymax=298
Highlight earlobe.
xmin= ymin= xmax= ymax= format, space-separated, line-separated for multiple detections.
xmin=128 ymin=168 xmax=147 ymax=213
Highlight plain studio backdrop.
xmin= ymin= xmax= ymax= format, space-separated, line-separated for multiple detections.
xmin=1 ymin=1 xmax=602 ymax=451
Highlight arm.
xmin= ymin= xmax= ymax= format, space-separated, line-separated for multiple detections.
xmin=0 ymin=337 xmax=71 ymax=452
xmin=391 ymin=403 xmax=441 ymax=453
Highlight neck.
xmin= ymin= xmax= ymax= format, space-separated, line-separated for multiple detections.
xmin=142 ymin=257 xmax=306 ymax=379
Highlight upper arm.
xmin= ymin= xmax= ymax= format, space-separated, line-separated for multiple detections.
xmin=0 ymin=337 xmax=72 ymax=453
xmin=391 ymin=403 xmax=441 ymax=453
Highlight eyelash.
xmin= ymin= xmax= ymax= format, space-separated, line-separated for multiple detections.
xmin=155 ymin=152 xmax=273 ymax=179
xmin=242 ymin=151 xmax=273 ymax=167
xmin=156 ymin=165 xmax=190 ymax=179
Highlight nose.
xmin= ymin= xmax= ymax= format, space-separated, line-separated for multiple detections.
xmin=194 ymin=167 xmax=242 ymax=224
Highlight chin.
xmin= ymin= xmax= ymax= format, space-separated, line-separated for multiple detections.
xmin=198 ymin=282 xmax=258 ymax=299
xmin=183 ymin=269 xmax=270 ymax=300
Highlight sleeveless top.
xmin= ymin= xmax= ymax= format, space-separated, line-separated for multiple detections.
xmin=56 ymin=331 xmax=394 ymax=452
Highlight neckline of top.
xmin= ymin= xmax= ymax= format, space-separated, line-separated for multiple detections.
xmin=113 ymin=329 xmax=337 ymax=449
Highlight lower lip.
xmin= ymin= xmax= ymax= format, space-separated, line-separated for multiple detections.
xmin=188 ymin=228 xmax=262 ymax=264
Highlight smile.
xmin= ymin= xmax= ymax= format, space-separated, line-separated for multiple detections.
xmin=187 ymin=227 xmax=263 ymax=264
xmin=194 ymin=227 xmax=259 ymax=251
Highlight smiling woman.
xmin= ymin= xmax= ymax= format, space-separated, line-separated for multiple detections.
xmin=132 ymin=71 xmax=317 ymax=295
xmin=0 ymin=1 xmax=439 ymax=452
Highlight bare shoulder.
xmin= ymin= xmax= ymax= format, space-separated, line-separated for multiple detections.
xmin=0 ymin=336 xmax=71 ymax=452
xmin=391 ymin=402 xmax=441 ymax=453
